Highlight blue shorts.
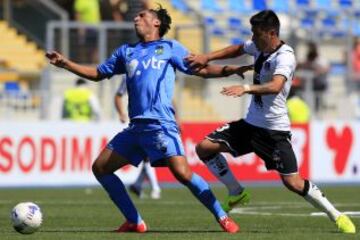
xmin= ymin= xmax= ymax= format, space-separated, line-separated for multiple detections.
xmin=107 ymin=119 xmax=185 ymax=167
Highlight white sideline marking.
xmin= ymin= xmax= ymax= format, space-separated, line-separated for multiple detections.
xmin=311 ymin=211 xmax=360 ymax=216
xmin=231 ymin=208 xmax=360 ymax=218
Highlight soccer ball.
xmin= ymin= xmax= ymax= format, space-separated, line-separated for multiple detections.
xmin=11 ymin=202 xmax=43 ymax=234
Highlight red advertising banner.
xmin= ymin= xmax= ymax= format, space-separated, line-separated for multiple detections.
xmin=156 ymin=122 xmax=310 ymax=182
xmin=311 ymin=122 xmax=360 ymax=182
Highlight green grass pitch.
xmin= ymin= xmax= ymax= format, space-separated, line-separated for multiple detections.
xmin=0 ymin=185 xmax=359 ymax=240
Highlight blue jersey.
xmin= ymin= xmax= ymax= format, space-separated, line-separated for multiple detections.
xmin=97 ymin=39 xmax=192 ymax=123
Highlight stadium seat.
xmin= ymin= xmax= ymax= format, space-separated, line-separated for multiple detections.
xmin=353 ymin=23 xmax=360 ymax=36
xmin=270 ymin=0 xmax=290 ymax=13
xmin=230 ymin=37 xmax=244 ymax=45
xmin=338 ymin=0 xmax=352 ymax=8
xmin=239 ymin=28 xmax=252 ymax=36
xmin=300 ymin=18 xmax=316 ymax=29
xmin=354 ymin=10 xmax=360 ymax=18
xmin=228 ymin=17 xmax=242 ymax=30
xmin=316 ymin=0 xmax=332 ymax=9
xmin=212 ymin=27 xmax=225 ymax=36
xmin=201 ymin=0 xmax=223 ymax=12
xmin=4 ymin=81 xmax=20 ymax=92
xmin=228 ymin=0 xmax=251 ymax=13
xmin=171 ymin=0 xmax=190 ymax=13
xmin=322 ymin=15 xmax=337 ymax=27
xmin=204 ymin=16 xmax=216 ymax=26
xmin=252 ymin=0 xmax=267 ymax=10
xmin=296 ymin=0 xmax=310 ymax=7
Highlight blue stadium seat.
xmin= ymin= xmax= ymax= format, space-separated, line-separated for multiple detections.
xmin=300 ymin=18 xmax=315 ymax=29
xmin=353 ymin=23 xmax=360 ymax=36
xmin=316 ymin=0 xmax=332 ymax=9
xmin=239 ymin=28 xmax=252 ymax=36
xmin=322 ymin=17 xmax=336 ymax=27
xmin=338 ymin=0 xmax=353 ymax=8
xmin=329 ymin=63 xmax=346 ymax=75
xmin=296 ymin=0 xmax=310 ymax=7
xmin=212 ymin=27 xmax=225 ymax=36
xmin=201 ymin=0 xmax=222 ymax=12
xmin=228 ymin=17 xmax=242 ymax=29
xmin=270 ymin=0 xmax=290 ymax=13
xmin=295 ymin=0 xmax=310 ymax=8
xmin=228 ymin=0 xmax=251 ymax=13
xmin=171 ymin=0 xmax=190 ymax=13
xmin=230 ymin=38 xmax=244 ymax=45
xmin=304 ymin=9 xmax=318 ymax=18
xmin=4 ymin=81 xmax=20 ymax=92
xmin=3 ymin=81 xmax=28 ymax=99
xmin=322 ymin=12 xmax=338 ymax=27
xmin=252 ymin=0 xmax=267 ymax=10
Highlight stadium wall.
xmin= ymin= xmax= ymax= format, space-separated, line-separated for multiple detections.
xmin=0 ymin=121 xmax=359 ymax=187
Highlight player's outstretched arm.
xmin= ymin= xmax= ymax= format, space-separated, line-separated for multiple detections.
xmin=45 ymin=51 xmax=104 ymax=81
xmin=221 ymin=74 xmax=286 ymax=97
xmin=185 ymin=44 xmax=245 ymax=70
xmin=195 ymin=64 xmax=253 ymax=79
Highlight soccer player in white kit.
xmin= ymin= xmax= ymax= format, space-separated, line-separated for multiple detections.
xmin=186 ymin=10 xmax=356 ymax=234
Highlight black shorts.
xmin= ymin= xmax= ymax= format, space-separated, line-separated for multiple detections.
xmin=207 ymin=119 xmax=298 ymax=175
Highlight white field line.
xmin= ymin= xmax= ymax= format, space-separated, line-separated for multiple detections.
xmin=231 ymin=208 xmax=360 ymax=218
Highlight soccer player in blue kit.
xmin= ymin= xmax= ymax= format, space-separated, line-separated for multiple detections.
xmin=46 ymin=5 xmax=249 ymax=233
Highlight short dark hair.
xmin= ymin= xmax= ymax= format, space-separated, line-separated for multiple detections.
xmin=76 ymin=78 xmax=86 ymax=86
xmin=150 ymin=4 xmax=171 ymax=37
xmin=250 ymin=10 xmax=280 ymax=36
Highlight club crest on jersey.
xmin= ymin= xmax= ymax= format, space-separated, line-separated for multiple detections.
xmin=155 ymin=45 xmax=164 ymax=55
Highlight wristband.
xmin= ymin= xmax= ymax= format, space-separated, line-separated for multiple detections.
xmin=243 ymin=84 xmax=250 ymax=92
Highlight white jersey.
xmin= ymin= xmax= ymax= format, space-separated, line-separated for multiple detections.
xmin=243 ymin=40 xmax=296 ymax=131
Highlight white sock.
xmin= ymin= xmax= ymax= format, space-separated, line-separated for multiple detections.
xmin=133 ymin=162 xmax=147 ymax=190
xmin=304 ymin=180 xmax=341 ymax=222
xmin=205 ymin=154 xmax=244 ymax=195
xmin=144 ymin=161 xmax=161 ymax=192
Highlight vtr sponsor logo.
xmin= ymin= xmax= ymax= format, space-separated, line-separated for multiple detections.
xmin=127 ymin=57 xmax=165 ymax=77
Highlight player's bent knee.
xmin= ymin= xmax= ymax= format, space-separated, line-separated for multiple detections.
xmin=92 ymin=160 xmax=106 ymax=177
xmin=195 ymin=143 xmax=211 ymax=162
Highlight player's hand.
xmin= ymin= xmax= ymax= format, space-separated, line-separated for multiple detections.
xmin=119 ymin=113 xmax=128 ymax=123
xmin=221 ymin=85 xmax=247 ymax=97
xmin=185 ymin=53 xmax=209 ymax=71
xmin=45 ymin=51 xmax=68 ymax=68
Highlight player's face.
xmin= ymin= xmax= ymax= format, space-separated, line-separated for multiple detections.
xmin=251 ymin=26 xmax=273 ymax=52
xmin=134 ymin=10 xmax=160 ymax=38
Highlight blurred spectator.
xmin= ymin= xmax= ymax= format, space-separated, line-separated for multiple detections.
xmin=100 ymin=0 xmax=117 ymax=21
xmin=62 ymin=78 xmax=101 ymax=121
xmin=54 ymin=0 xmax=76 ymax=20
xmin=297 ymin=42 xmax=330 ymax=113
xmin=121 ymin=0 xmax=149 ymax=21
xmin=113 ymin=0 xmax=150 ymax=44
xmin=287 ymin=88 xmax=310 ymax=124
xmin=351 ymin=38 xmax=360 ymax=90
xmin=74 ymin=0 xmax=100 ymax=63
